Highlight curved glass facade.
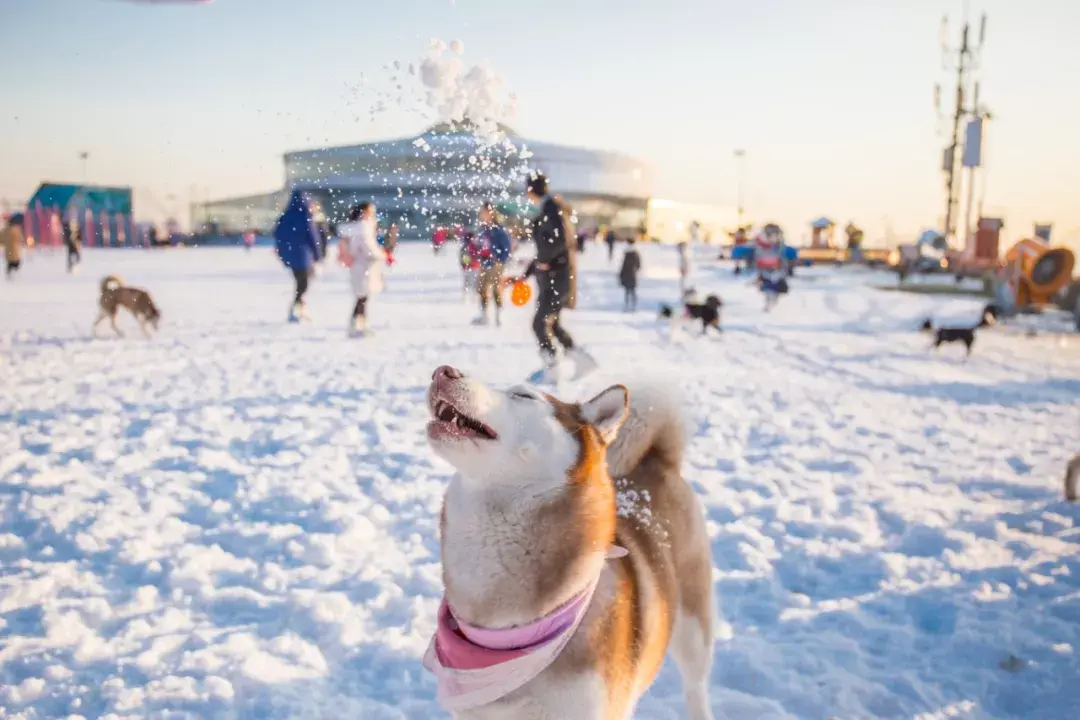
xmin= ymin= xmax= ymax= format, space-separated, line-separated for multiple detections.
xmin=196 ymin=127 xmax=652 ymax=238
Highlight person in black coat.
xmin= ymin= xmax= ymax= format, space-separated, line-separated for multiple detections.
xmin=510 ymin=173 xmax=597 ymax=383
xmin=605 ymin=228 xmax=617 ymax=263
xmin=619 ymin=236 xmax=642 ymax=311
xmin=62 ymin=216 xmax=82 ymax=273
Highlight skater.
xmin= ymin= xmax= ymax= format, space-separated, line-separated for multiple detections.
xmin=338 ymin=202 xmax=384 ymax=336
xmin=273 ymin=190 xmax=323 ymax=323
xmin=605 ymin=227 xmax=617 ymax=263
xmin=2 ymin=213 xmax=25 ymax=280
xmin=62 ymin=215 xmax=82 ymax=273
xmin=619 ymin=232 xmax=642 ymax=312
xmin=472 ymin=201 xmax=512 ymax=327
xmin=507 ymin=172 xmax=597 ymax=384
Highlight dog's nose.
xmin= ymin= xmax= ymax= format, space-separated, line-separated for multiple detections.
xmin=433 ymin=366 xmax=463 ymax=382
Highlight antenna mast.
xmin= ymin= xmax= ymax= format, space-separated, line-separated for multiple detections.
xmin=937 ymin=8 xmax=988 ymax=246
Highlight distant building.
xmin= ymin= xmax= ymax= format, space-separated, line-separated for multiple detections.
xmin=191 ymin=190 xmax=287 ymax=236
xmin=193 ymin=122 xmax=656 ymax=239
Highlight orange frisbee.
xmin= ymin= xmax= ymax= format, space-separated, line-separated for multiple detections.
xmin=510 ymin=280 xmax=532 ymax=307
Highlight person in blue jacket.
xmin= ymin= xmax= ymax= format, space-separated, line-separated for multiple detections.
xmin=472 ymin=201 xmax=513 ymax=326
xmin=274 ymin=190 xmax=323 ymax=322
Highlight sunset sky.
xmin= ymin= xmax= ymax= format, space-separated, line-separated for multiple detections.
xmin=2 ymin=0 xmax=1079 ymax=251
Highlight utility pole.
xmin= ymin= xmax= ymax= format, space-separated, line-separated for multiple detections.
xmin=79 ymin=152 xmax=89 ymax=183
xmin=936 ymin=11 xmax=987 ymax=246
xmin=733 ymin=149 xmax=746 ymax=228
xmin=961 ymin=81 xmax=988 ymax=250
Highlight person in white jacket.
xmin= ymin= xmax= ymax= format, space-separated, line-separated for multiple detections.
xmin=677 ymin=240 xmax=693 ymax=294
xmin=337 ymin=202 xmax=385 ymax=336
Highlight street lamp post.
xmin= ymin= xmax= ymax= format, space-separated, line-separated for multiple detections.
xmin=733 ymin=149 xmax=746 ymax=228
xmin=79 ymin=152 xmax=89 ymax=182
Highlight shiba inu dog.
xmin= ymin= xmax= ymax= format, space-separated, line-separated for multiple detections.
xmin=423 ymin=366 xmax=715 ymax=719
xmin=95 ymin=275 xmax=161 ymax=339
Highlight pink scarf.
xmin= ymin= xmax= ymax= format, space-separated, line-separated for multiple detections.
xmin=424 ymin=547 xmax=626 ymax=711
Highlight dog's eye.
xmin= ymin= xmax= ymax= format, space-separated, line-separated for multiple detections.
xmin=510 ymin=391 xmax=537 ymax=401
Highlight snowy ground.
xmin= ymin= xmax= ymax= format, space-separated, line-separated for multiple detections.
xmin=1 ymin=243 xmax=1078 ymax=720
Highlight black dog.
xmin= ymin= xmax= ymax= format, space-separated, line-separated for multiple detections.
xmin=921 ymin=303 xmax=999 ymax=356
xmin=659 ymin=294 xmax=723 ymax=335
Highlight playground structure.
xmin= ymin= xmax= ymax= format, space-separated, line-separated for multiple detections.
xmin=799 ymin=217 xmax=846 ymax=264
xmin=1000 ymin=238 xmax=1075 ymax=310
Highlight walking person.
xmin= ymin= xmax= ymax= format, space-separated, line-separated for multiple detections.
xmin=472 ymin=201 xmax=513 ymax=327
xmin=754 ymin=223 xmax=789 ymax=312
xmin=605 ymin=227 xmax=617 ymax=263
xmin=506 ymin=173 xmax=597 ymax=385
xmin=381 ymin=223 xmax=399 ymax=267
xmin=619 ymin=232 xmax=643 ymax=312
xmin=273 ymin=190 xmax=323 ymax=323
xmin=337 ymin=202 xmax=385 ymax=337
xmin=677 ymin=234 xmax=694 ymax=294
xmin=2 ymin=213 xmax=25 ymax=280
xmin=459 ymin=230 xmax=481 ymax=302
xmin=62 ymin=215 xmax=82 ymax=273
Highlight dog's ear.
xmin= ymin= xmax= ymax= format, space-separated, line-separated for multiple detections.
xmin=581 ymin=384 xmax=629 ymax=445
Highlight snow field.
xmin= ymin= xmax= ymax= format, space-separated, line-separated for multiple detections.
xmin=1 ymin=243 xmax=1078 ymax=719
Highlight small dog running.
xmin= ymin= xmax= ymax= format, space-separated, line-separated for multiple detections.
xmin=921 ymin=303 xmax=999 ymax=356
xmin=659 ymin=290 xmax=723 ymax=336
xmin=94 ymin=275 xmax=161 ymax=338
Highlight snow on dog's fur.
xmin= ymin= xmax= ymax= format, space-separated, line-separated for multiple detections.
xmin=425 ymin=366 xmax=715 ymax=719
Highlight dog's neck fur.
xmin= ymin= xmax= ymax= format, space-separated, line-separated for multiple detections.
xmin=441 ymin=422 xmax=616 ymax=630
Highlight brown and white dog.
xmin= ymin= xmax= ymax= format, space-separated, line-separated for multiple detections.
xmin=424 ymin=366 xmax=715 ymax=719
xmin=94 ymin=275 xmax=161 ymax=339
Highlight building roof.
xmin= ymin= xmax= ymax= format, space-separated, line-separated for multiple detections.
xmin=284 ymin=123 xmax=643 ymax=169
xmin=28 ymin=183 xmax=133 ymax=214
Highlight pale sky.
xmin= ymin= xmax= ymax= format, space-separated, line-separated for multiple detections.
xmin=2 ymin=0 xmax=1079 ymax=251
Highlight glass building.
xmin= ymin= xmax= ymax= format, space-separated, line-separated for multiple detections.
xmin=194 ymin=123 xmax=653 ymax=240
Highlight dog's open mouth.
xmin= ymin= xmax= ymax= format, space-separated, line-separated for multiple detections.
xmin=430 ymin=399 xmax=498 ymax=441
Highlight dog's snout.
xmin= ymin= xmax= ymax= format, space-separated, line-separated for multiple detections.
xmin=433 ymin=366 xmax=463 ymax=383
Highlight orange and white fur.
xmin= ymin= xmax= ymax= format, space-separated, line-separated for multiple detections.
xmin=426 ymin=366 xmax=715 ymax=719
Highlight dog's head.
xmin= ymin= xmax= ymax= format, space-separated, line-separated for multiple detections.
xmin=658 ymin=304 xmax=674 ymax=319
xmin=980 ymin=303 xmax=999 ymax=328
xmin=704 ymin=295 xmax=722 ymax=310
xmin=921 ymin=319 xmax=934 ymax=332
xmin=144 ymin=300 xmax=162 ymax=330
xmin=426 ymin=366 xmax=629 ymax=490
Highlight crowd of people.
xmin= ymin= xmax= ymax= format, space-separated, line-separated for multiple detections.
xmin=268 ymin=173 xmax=802 ymax=382
xmin=270 ymin=173 xmax=605 ymax=383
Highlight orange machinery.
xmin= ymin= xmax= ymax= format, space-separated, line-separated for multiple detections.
xmin=1002 ymin=238 xmax=1075 ymax=307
